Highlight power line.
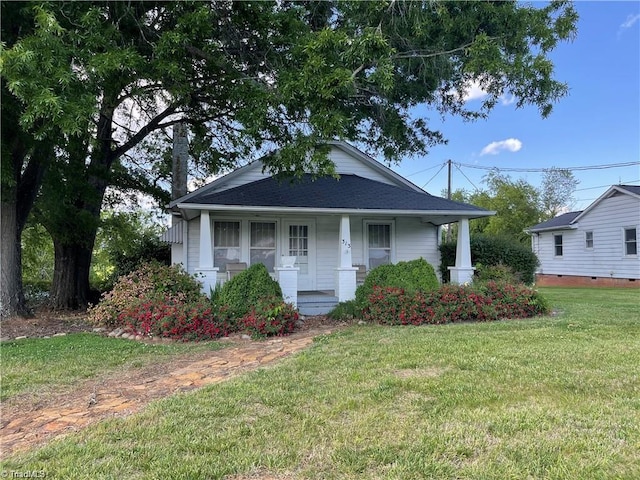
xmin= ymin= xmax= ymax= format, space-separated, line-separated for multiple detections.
xmin=455 ymin=160 xmax=640 ymax=173
xmin=420 ymin=162 xmax=446 ymax=189
xmin=453 ymin=162 xmax=481 ymax=191
xmin=405 ymin=163 xmax=446 ymax=177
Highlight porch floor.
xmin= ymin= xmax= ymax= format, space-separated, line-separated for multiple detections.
xmin=297 ymin=290 xmax=338 ymax=316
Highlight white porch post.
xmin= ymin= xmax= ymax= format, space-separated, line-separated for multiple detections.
xmin=448 ymin=217 xmax=475 ymax=284
xmin=335 ymin=214 xmax=357 ymax=302
xmin=196 ymin=211 xmax=219 ymax=295
xmin=275 ymin=266 xmax=299 ymax=308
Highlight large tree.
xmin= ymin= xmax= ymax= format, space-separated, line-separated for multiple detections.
xmin=1 ymin=0 xmax=578 ymax=313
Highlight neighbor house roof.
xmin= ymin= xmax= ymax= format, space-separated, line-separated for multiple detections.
xmin=177 ymin=173 xmax=492 ymax=224
xmin=525 ymin=211 xmax=582 ymax=233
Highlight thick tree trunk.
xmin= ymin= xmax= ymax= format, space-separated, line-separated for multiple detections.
xmin=50 ymin=240 xmax=94 ymax=310
xmin=0 ymin=201 xmax=31 ymax=318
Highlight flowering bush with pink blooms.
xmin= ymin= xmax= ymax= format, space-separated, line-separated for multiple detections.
xmin=88 ymin=261 xmax=299 ymax=341
xmin=363 ymin=281 xmax=548 ymax=326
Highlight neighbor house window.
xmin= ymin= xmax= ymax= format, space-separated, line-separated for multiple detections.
xmin=367 ymin=223 xmax=392 ymax=268
xmin=624 ymin=227 xmax=637 ymax=255
xmin=213 ymin=221 xmax=240 ymax=272
xmin=554 ymin=234 xmax=563 ymax=256
xmin=585 ymin=231 xmax=593 ymax=249
xmin=250 ymin=222 xmax=276 ymax=272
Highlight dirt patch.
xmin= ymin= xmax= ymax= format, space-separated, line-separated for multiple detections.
xmin=0 ymin=311 xmax=94 ymax=340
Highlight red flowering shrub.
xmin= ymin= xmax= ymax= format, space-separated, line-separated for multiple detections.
xmin=363 ymin=282 xmax=548 ymax=326
xmin=119 ymin=299 xmax=236 ymax=341
xmin=87 ymin=261 xmax=206 ymax=328
xmin=241 ymin=297 xmax=299 ymax=339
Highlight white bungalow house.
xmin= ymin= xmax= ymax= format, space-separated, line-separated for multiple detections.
xmin=163 ymin=141 xmax=493 ymax=313
xmin=526 ymin=185 xmax=640 ymax=287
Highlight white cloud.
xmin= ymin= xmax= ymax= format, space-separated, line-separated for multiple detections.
xmin=480 ymin=138 xmax=523 ymax=156
xmin=500 ymin=94 xmax=516 ymax=106
xmin=621 ymin=13 xmax=640 ymax=30
xmin=461 ymin=80 xmax=488 ymax=102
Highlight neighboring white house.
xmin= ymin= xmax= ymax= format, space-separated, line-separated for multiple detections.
xmin=162 ymin=141 xmax=493 ymax=313
xmin=526 ymin=185 xmax=640 ymax=287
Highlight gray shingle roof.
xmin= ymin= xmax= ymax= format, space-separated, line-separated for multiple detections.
xmin=526 ymin=211 xmax=582 ymax=232
xmin=184 ymin=174 xmax=489 ymax=214
xmin=618 ymin=185 xmax=640 ymax=196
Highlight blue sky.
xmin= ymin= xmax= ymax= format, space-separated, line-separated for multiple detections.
xmin=392 ymin=1 xmax=640 ymax=212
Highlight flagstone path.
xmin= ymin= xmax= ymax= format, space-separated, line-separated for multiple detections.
xmin=0 ymin=326 xmax=336 ymax=459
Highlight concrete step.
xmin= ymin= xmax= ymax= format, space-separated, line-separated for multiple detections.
xmin=298 ymin=294 xmax=339 ymax=315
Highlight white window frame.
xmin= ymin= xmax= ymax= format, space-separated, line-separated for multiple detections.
xmin=553 ymin=234 xmax=563 ymax=257
xmin=249 ymin=220 xmax=278 ymax=272
xmin=623 ymin=227 xmax=638 ymax=256
xmin=585 ymin=231 xmax=594 ymax=249
xmin=213 ymin=220 xmax=241 ymax=272
xmin=364 ymin=220 xmax=395 ymax=269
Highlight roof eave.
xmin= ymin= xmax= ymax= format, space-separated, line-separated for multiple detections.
xmin=177 ymin=203 xmax=494 ymax=223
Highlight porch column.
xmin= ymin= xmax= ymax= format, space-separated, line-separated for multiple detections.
xmin=196 ymin=211 xmax=219 ymax=295
xmin=275 ymin=267 xmax=299 ymax=308
xmin=448 ymin=217 xmax=475 ymax=284
xmin=335 ymin=214 xmax=357 ymax=302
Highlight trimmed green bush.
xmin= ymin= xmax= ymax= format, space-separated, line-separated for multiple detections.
xmin=355 ymin=258 xmax=439 ymax=309
xmin=216 ymin=263 xmax=283 ymax=318
xmin=440 ymin=235 xmax=539 ymax=284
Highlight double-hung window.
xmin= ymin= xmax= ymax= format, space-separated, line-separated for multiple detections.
xmin=585 ymin=231 xmax=594 ymax=249
xmin=367 ymin=223 xmax=392 ymax=268
xmin=624 ymin=227 xmax=637 ymax=256
xmin=213 ymin=221 xmax=240 ymax=271
xmin=554 ymin=234 xmax=563 ymax=257
xmin=250 ymin=222 xmax=276 ymax=272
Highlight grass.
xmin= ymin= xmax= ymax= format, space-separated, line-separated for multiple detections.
xmin=2 ymin=287 xmax=639 ymax=479
xmin=0 ymin=333 xmax=225 ymax=402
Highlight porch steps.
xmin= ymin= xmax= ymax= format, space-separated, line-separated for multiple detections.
xmin=297 ymin=291 xmax=339 ymax=316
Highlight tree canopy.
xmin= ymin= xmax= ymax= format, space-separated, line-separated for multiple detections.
xmin=1 ymin=0 xmax=578 ymax=315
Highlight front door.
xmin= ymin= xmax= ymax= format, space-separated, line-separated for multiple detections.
xmin=283 ymin=220 xmax=316 ymax=291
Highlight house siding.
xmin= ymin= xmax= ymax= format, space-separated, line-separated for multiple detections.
xmin=184 ymin=213 xmax=440 ymax=290
xmin=533 ymin=193 xmax=640 ymax=281
xmin=330 ymin=147 xmax=396 ymax=184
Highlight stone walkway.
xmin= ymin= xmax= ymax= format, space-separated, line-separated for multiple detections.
xmin=0 ymin=327 xmax=335 ymax=459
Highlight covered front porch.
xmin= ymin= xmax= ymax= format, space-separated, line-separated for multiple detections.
xmin=187 ymin=211 xmax=477 ymax=314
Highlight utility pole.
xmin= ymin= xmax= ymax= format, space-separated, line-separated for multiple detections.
xmin=446 ymin=159 xmax=452 ymax=242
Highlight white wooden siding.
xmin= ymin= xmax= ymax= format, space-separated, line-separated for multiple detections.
xmin=329 ymin=147 xmax=396 ymax=185
xmin=535 ymin=194 xmax=640 ymax=279
xmin=185 ymin=213 xmax=442 ymax=289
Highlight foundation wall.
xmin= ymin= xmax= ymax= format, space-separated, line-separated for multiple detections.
xmin=535 ymin=273 xmax=640 ymax=288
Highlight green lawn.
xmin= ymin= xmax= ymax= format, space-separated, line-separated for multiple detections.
xmin=0 ymin=333 xmax=225 ymax=402
xmin=2 ymin=287 xmax=639 ymax=479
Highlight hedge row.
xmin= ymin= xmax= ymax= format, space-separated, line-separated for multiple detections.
xmin=363 ymin=282 xmax=549 ymax=325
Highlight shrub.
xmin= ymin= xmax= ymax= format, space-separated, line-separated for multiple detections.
xmin=119 ymin=299 xmax=235 ymax=341
xmin=474 ymin=262 xmax=520 ymax=285
xmin=241 ymin=297 xmax=298 ymax=339
xmin=327 ymin=300 xmax=360 ymax=320
xmin=363 ymin=282 xmax=548 ymax=326
xmin=216 ymin=263 xmax=283 ymax=318
xmin=87 ymin=261 xmax=206 ymax=328
xmin=440 ymin=235 xmax=539 ymax=284
xmin=355 ymin=258 xmax=439 ymax=309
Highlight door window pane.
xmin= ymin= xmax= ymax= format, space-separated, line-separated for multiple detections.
xmin=214 ymin=221 xmax=240 ymax=271
xmin=250 ymin=222 xmax=276 ymax=271
xmin=289 ymin=225 xmax=309 ymax=274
